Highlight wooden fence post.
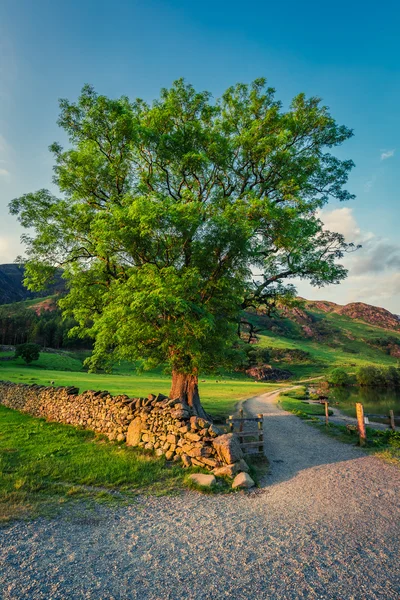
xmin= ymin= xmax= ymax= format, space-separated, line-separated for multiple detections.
xmin=324 ymin=402 xmax=329 ymax=427
xmin=356 ymin=402 xmax=367 ymax=446
xmin=257 ymin=414 xmax=264 ymax=453
xmin=389 ymin=410 xmax=395 ymax=431
xmin=239 ymin=408 xmax=244 ymax=444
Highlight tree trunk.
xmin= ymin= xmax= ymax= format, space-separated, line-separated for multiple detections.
xmin=169 ymin=370 xmax=209 ymax=420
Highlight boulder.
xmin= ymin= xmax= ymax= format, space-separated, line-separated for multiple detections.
xmin=246 ymin=365 xmax=292 ymax=382
xmin=232 ymin=472 xmax=255 ymax=490
xmin=213 ymin=459 xmax=249 ymax=478
xmin=126 ymin=417 xmax=142 ymax=446
xmin=188 ymin=473 xmax=216 ymax=488
xmin=212 ymin=433 xmax=243 ymax=464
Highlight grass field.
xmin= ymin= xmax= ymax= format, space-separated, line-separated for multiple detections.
xmin=0 ymin=404 xmax=190 ymax=522
xmin=0 ymin=351 xmax=280 ymax=420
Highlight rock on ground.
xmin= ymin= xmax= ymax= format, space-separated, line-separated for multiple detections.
xmin=232 ymin=471 xmax=255 ymax=489
xmin=188 ymin=473 xmax=216 ymax=487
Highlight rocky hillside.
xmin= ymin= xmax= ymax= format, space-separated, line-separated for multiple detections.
xmin=0 ymin=264 xmax=65 ymax=305
xmin=301 ymin=299 xmax=400 ymax=331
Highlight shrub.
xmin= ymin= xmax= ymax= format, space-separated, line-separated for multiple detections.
xmin=356 ymin=365 xmax=400 ymax=387
xmin=245 ymin=346 xmax=271 ymax=367
xmin=329 ymin=368 xmax=352 ymax=386
xmin=15 ymin=343 xmax=41 ymax=364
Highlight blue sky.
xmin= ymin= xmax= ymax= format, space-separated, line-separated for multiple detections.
xmin=0 ymin=0 xmax=399 ymax=311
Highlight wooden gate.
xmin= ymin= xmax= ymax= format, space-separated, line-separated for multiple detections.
xmin=227 ymin=408 xmax=264 ymax=455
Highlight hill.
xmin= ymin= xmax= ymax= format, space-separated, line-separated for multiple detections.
xmin=244 ymin=298 xmax=400 ymax=378
xmin=0 ymin=264 xmax=65 ymax=305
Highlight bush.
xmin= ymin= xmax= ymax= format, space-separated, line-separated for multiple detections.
xmin=356 ymin=365 xmax=400 ymax=387
xmin=15 ymin=343 xmax=41 ymax=364
xmin=329 ymin=368 xmax=352 ymax=386
xmin=245 ymin=346 xmax=271 ymax=367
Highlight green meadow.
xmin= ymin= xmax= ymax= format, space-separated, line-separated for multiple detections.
xmin=0 ymin=350 xmax=279 ymax=421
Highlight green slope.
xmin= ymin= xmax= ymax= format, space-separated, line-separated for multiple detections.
xmin=245 ymin=303 xmax=400 ymax=379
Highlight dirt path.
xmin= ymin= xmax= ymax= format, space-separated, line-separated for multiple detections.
xmin=1 ymin=392 xmax=399 ymax=600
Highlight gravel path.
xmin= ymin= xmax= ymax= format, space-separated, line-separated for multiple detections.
xmin=1 ymin=391 xmax=399 ymax=600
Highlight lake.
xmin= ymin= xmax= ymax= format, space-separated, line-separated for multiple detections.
xmin=329 ymin=386 xmax=400 ymax=422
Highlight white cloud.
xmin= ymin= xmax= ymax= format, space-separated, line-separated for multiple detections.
xmin=0 ymin=234 xmax=23 ymax=263
xmin=0 ymin=168 xmax=9 ymax=177
xmin=347 ymin=273 xmax=400 ymax=308
xmin=302 ymin=207 xmax=400 ymax=313
xmin=380 ymin=149 xmax=395 ymax=161
xmin=318 ymin=207 xmax=372 ymax=244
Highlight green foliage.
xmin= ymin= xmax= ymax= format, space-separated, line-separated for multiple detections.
xmin=329 ymin=368 xmax=352 ymax=386
xmin=14 ymin=343 xmax=40 ymax=364
xmin=267 ymin=347 xmax=312 ymax=363
xmin=244 ymin=346 xmax=271 ymax=367
xmin=0 ymin=300 xmax=92 ymax=349
xmin=356 ymin=365 xmax=400 ymax=388
xmin=10 ymin=79 xmax=354 ymax=386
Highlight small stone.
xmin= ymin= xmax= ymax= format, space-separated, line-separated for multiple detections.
xmin=165 ymin=451 xmax=174 ymax=460
xmin=155 ymin=448 xmax=164 ymax=456
xmin=213 ymin=464 xmax=237 ymax=478
xmin=188 ymin=473 xmax=216 ymax=488
xmin=126 ymin=417 xmax=142 ymax=446
xmin=181 ymin=454 xmax=192 ymax=467
xmin=190 ymin=458 xmax=205 ymax=467
xmin=116 ymin=433 xmax=126 ymax=442
xmin=185 ymin=432 xmax=201 ymax=442
xmin=232 ymin=472 xmax=255 ymax=490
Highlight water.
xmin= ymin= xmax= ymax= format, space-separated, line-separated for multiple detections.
xmin=330 ymin=387 xmax=400 ymax=421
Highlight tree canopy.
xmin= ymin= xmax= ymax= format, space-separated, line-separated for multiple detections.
xmin=10 ymin=78 xmax=356 ymax=415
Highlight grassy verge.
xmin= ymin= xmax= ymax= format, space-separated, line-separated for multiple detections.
xmin=312 ymin=420 xmax=400 ymax=464
xmin=278 ymin=387 xmax=333 ymax=418
xmin=278 ymin=389 xmax=400 ymax=465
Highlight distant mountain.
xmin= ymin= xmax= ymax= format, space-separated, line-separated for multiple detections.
xmin=0 ymin=264 xmax=65 ymax=305
xmin=302 ymin=299 xmax=400 ymax=331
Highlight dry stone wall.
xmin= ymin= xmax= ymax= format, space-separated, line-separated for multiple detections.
xmin=0 ymin=381 xmax=249 ymax=477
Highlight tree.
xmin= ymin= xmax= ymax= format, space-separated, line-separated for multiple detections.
xmin=15 ymin=343 xmax=40 ymax=364
xmin=9 ymin=79 xmax=356 ymax=417
xmin=329 ymin=368 xmax=352 ymax=386
xmin=356 ymin=366 xmax=384 ymax=387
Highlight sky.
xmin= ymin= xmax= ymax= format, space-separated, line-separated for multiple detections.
xmin=0 ymin=0 xmax=399 ymax=312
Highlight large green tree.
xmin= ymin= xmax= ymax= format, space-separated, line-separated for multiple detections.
xmin=10 ymin=79 xmax=355 ymax=417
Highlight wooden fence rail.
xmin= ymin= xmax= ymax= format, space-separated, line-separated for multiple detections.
xmin=227 ymin=408 xmax=264 ymax=455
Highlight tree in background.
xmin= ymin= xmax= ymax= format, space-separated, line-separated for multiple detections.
xmin=329 ymin=368 xmax=352 ymax=386
xmin=10 ymin=79 xmax=355 ymax=417
xmin=15 ymin=343 xmax=40 ymax=364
